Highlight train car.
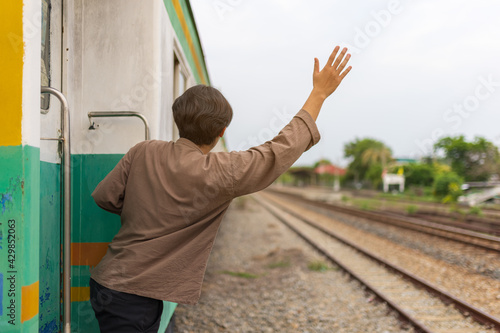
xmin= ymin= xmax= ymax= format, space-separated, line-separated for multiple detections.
xmin=0 ymin=0 xmax=217 ymax=331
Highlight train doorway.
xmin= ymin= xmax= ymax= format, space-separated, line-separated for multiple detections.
xmin=39 ymin=0 xmax=64 ymax=332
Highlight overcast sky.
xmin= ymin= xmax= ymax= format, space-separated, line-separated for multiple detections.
xmin=190 ymin=0 xmax=500 ymax=167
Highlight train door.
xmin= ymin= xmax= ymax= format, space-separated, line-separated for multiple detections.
xmin=39 ymin=0 xmax=64 ymax=332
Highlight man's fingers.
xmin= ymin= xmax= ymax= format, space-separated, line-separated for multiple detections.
xmin=336 ymin=53 xmax=351 ymax=73
xmin=326 ymin=46 xmax=341 ymax=67
xmin=339 ymin=66 xmax=352 ymax=80
xmin=314 ymin=58 xmax=320 ymax=73
xmin=332 ymin=48 xmax=348 ymax=69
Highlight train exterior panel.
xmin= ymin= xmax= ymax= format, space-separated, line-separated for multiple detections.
xmin=1 ymin=0 xmax=211 ymax=332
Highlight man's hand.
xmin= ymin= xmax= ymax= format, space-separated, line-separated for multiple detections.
xmin=314 ymin=46 xmax=351 ymax=99
xmin=302 ymin=46 xmax=352 ymax=121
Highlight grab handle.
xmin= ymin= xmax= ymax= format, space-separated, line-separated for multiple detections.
xmin=88 ymin=111 xmax=150 ymax=140
xmin=40 ymin=86 xmax=72 ymax=333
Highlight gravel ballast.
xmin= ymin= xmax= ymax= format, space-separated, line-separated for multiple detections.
xmin=263 ymin=189 xmax=500 ymax=318
xmin=175 ymin=197 xmax=414 ymax=332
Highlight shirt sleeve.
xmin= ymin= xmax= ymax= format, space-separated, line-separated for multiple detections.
xmin=230 ymin=109 xmax=320 ymax=197
xmin=91 ymin=142 xmax=143 ymax=215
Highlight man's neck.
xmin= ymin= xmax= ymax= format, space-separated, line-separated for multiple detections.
xmin=198 ymin=138 xmax=219 ymax=154
xmin=198 ymin=144 xmax=213 ymax=154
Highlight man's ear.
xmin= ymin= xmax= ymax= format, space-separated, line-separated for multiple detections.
xmin=219 ymin=127 xmax=226 ymax=137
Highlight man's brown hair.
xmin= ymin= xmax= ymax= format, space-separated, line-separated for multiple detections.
xmin=172 ymin=85 xmax=233 ymax=146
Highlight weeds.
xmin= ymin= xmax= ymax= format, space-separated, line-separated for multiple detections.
xmin=405 ymin=205 xmax=418 ymax=215
xmin=307 ymin=260 xmax=330 ymax=272
xmin=219 ymin=270 xmax=258 ymax=279
xmin=359 ymin=200 xmax=372 ymax=211
xmin=468 ymin=206 xmax=484 ymax=217
xmin=267 ymin=260 xmax=291 ymax=269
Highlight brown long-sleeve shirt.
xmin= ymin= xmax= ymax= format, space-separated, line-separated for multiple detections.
xmin=90 ymin=109 xmax=320 ymax=304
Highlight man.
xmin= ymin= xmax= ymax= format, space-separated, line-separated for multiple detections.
xmin=90 ymin=46 xmax=351 ymax=332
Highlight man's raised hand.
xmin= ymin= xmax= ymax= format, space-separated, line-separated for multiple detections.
xmin=313 ymin=46 xmax=352 ymax=100
xmin=302 ymin=46 xmax=352 ymax=121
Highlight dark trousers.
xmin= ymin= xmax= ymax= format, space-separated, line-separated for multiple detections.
xmin=89 ymin=278 xmax=164 ymax=333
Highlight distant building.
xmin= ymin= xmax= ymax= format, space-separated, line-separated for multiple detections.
xmin=382 ymin=169 xmax=405 ymax=192
xmin=283 ymin=163 xmax=346 ymax=187
xmin=314 ymin=164 xmax=346 ymax=176
xmin=394 ymin=158 xmax=418 ymax=164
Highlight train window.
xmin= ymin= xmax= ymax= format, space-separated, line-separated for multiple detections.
xmin=41 ymin=0 xmax=51 ymax=110
xmin=173 ymin=55 xmax=187 ymax=139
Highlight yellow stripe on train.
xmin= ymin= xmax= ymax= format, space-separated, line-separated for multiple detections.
xmin=71 ymin=287 xmax=91 ymax=302
xmin=172 ymin=0 xmax=207 ymax=85
xmin=0 ymin=0 xmax=24 ymax=146
xmin=21 ymin=281 xmax=39 ymax=323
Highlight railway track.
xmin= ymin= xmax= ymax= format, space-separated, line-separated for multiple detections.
xmin=341 ymin=188 xmax=500 ymax=219
xmin=254 ymin=192 xmax=500 ymax=333
xmin=300 ymin=186 xmax=500 ymax=232
xmin=267 ymin=188 xmax=500 ymax=253
xmin=411 ymin=212 xmax=500 ymax=237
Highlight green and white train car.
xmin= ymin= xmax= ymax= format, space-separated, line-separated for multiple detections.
xmin=0 ymin=0 xmax=212 ymax=331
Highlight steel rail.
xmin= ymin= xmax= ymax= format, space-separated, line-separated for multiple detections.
xmin=88 ymin=111 xmax=150 ymax=140
xmin=341 ymin=188 xmax=500 ymax=219
xmin=40 ymin=86 xmax=72 ymax=333
xmin=268 ymin=188 xmax=500 ymax=252
xmin=254 ymin=195 xmax=432 ymax=333
xmin=256 ymin=193 xmax=500 ymax=332
xmin=410 ymin=212 xmax=500 ymax=236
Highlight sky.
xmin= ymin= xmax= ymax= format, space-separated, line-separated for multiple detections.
xmin=190 ymin=0 xmax=500 ymax=167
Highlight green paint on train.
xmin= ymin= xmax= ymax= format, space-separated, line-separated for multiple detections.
xmin=0 ymin=145 xmax=40 ymax=332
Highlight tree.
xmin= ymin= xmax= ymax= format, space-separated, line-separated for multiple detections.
xmin=397 ymin=163 xmax=435 ymax=187
xmin=344 ymin=138 xmax=393 ymax=183
xmin=433 ymin=172 xmax=463 ymax=202
xmin=434 ymin=136 xmax=500 ymax=181
xmin=361 ymin=143 xmax=392 ymax=169
xmin=313 ymin=158 xmax=333 ymax=168
xmin=365 ymin=163 xmax=384 ymax=189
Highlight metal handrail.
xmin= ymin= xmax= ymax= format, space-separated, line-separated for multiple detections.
xmin=40 ymin=86 xmax=72 ymax=333
xmin=88 ymin=111 xmax=150 ymax=140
